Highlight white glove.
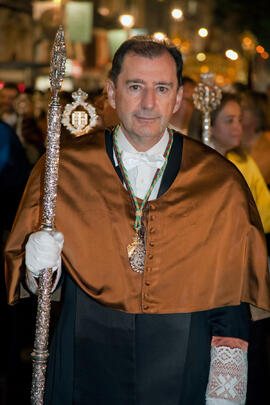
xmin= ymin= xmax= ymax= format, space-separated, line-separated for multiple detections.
xmin=25 ymin=230 xmax=64 ymax=278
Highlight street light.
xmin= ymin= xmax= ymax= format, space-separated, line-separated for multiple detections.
xmin=119 ymin=14 xmax=135 ymax=29
xmin=256 ymin=45 xmax=264 ymax=54
xmin=225 ymin=49 xmax=239 ymax=61
xmin=198 ymin=28 xmax=208 ymax=38
xmin=196 ymin=52 xmax=206 ymax=62
xmin=153 ymin=32 xmax=166 ymax=41
xmin=171 ymin=8 xmax=183 ymax=20
xmin=261 ymin=51 xmax=269 ymax=60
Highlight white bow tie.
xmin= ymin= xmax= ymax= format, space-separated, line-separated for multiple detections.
xmin=121 ymin=150 xmax=165 ymax=171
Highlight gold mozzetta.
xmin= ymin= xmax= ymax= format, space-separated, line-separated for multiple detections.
xmin=5 ymin=132 xmax=270 ymax=314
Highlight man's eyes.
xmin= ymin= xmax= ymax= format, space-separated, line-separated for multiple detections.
xmin=128 ymin=85 xmax=169 ymax=93
xmin=128 ymin=84 xmax=141 ymax=91
xmin=157 ymin=86 xmax=169 ymax=93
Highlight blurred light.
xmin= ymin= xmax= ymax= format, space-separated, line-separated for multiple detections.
xmin=65 ymin=59 xmax=72 ymax=76
xmin=171 ymin=8 xmax=183 ymax=20
xmin=256 ymin=45 xmax=264 ymax=54
xmin=98 ymin=7 xmax=110 ymax=16
xmin=153 ymin=32 xmax=166 ymax=41
xmin=200 ymin=65 xmax=209 ymax=73
xmin=198 ymin=28 xmax=208 ymax=38
xmin=227 ymin=67 xmax=236 ymax=76
xmin=242 ymin=36 xmax=254 ymax=50
xmin=0 ymin=82 xmax=4 ymax=90
xmin=119 ymin=14 xmax=135 ymax=28
xmin=261 ymin=51 xmax=269 ymax=60
xmin=36 ymin=77 xmax=73 ymax=92
xmin=215 ymin=75 xmax=225 ymax=86
xmin=225 ymin=49 xmax=238 ymax=61
xmin=196 ymin=52 xmax=206 ymax=62
xmin=181 ymin=41 xmax=190 ymax=54
xmin=172 ymin=37 xmax=181 ymax=47
xmin=53 ymin=0 xmax=61 ymax=3
xmin=18 ymin=84 xmax=25 ymax=92
xmin=66 ymin=58 xmax=83 ymax=78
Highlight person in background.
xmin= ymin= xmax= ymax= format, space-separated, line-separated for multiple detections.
xmin=266 ymin=83 xmax=270 ymax=130
xmin=0 ymin=118 xmax=30 ymax=399
xmin=94 ymin=88 xmax=119 ymax=129
xmin=210 ymin=92 xmax=270 ymax=234
xmin=5 ymin=36 xmax=270 ymax=405
xmin=240 ymin=90 xmax=270 ymax=188
xmin=169 ymin=76 xmax=196 ymax=134
xmin=0 ymin=83 xmax=19 ymax=129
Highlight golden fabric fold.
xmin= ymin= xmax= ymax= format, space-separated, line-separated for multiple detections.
xmin=5 ymin=132 xmax=270 ymax=313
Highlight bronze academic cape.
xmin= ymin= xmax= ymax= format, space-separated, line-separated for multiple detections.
xmin=5 ymin=131 xmax=270 ymax=314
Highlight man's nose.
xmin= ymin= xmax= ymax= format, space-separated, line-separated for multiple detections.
xmin=141 ymin=88 xmax=155 ymax=110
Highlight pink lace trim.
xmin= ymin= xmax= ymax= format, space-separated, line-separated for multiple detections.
xmin=211 ymin=336 xmax=248 ymax=351
xmin=206 ymin=345 xmax=247 ymax=404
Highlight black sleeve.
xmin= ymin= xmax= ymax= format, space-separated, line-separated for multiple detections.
xmin=208 ymin=303 xmax=250 ymax=342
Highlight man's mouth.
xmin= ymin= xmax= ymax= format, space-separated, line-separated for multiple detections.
xmin=134 ymin=114 xmax=159 ymax=121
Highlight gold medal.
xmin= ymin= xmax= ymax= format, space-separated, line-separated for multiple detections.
xmin=127 ymin=233 xmax=146 ymax=274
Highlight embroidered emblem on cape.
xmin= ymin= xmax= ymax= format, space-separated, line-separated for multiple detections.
xmin=62 ymin=88 xmax=98 ymax=136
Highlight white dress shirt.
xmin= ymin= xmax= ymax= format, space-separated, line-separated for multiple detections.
xmin=114 ymin=126 xmax=169 ymax=200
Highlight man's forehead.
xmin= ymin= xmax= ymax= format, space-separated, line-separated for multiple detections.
xmin=123 ymin=49 xmax=173 ymax=63
xmin=119 ymin=51 xmax=177 ymax=78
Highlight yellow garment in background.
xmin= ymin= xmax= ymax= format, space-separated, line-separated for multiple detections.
xmin=228 ymin=151 xmax=270 ymax=233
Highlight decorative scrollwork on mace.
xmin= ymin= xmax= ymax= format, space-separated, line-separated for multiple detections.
xmin=193 ymin=72 xmax=222 ymax=146
xmin=31 ymin=25 xmax=66 ymax=405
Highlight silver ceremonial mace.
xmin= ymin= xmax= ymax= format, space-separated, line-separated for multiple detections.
xmin=192 ymin=72 xmax=222 ymax=146
xmin=31 ymin=26 xmax=66 ymax=405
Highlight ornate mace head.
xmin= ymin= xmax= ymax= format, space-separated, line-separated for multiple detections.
xmin=50 ymin=25 xmax=66 ymax=99
xmin=193 ymin=72 xmax=222 ymax=146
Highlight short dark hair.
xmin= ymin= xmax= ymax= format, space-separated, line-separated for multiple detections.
xmin=182 ymin=76 xmax=196 ymax=86
xmin=109 ymin=35 xmax=183 ymax=88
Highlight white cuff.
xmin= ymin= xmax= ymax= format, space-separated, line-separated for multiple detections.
xmin=206 ymin=399 xmax=240 ymax=405
xmin=206 ymin=345 xmax=247 ymax=405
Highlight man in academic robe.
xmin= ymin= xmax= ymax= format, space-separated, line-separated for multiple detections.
xmin=5 ymin=36 xmax=270 ymax=405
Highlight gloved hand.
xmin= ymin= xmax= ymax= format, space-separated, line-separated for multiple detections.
xmin=25 ymin=230 xmax=64 ymax=278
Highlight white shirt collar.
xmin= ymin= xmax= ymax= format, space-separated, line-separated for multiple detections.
xmin=114 ymin=126 xmax=169 ymax=166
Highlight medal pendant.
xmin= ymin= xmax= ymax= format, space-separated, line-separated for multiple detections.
xmin=127 ymin=233 xmax=146 ymax=274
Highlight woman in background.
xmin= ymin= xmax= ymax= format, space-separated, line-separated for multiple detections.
xmin=210 ymin=93 xmax=270 ymax=234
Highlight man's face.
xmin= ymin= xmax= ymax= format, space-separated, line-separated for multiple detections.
xmin=0 ymin=88 xmax=18 ymax=113
xmin=107 ymin=51 xmax=182 ymax=149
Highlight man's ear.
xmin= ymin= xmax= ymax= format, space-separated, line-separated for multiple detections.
xmin=172 ymin=85 xmax=183 ymax=114
xmin=106 ymin=80 xmax=116 ymax=110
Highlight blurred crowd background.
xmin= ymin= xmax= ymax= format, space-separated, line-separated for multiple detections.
xmin=1 ymin=0 xmax=270 ymax=404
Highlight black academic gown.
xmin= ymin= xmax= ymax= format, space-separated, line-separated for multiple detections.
xmin=44 ymin=131 xmax=249 ymax=405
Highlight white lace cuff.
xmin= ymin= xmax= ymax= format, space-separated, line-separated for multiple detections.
xmin=206 ymin=398 xmax=241 ymax=405
xmin=206 ymin=337 xmax=248 ymax=405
